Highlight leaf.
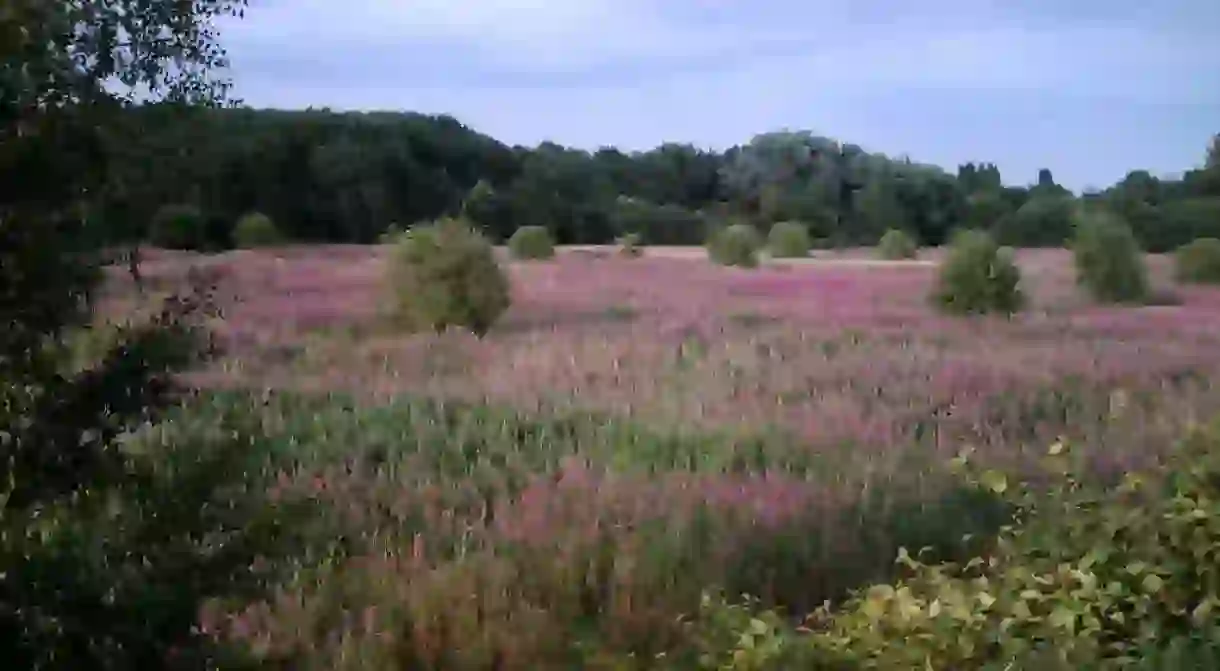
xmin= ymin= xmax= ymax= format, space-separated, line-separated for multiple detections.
xmin=980 ymin=470 xmax=1008 ymax=494
xmin=1140 ymin=574 xmax=1164 ymax=594
xmin=1191 ymin=598 xmax=1215 ymax=625
xmin=748 ymin=618 xmax=770 ymax=636
xmin=1048 ymin=606 xmax=1077 ymax=632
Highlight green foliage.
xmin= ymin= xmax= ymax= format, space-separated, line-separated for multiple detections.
xmin=807 ymin=426 xmax=1220 ymax=669
xmin=933 ymin=230 xmax=1024 ymax=315
xmin=962 ymin=191 xmax=1012 ymax=230
xmin=0 ymin=2 xmax=292 ymax=666
xmin=617 ymin=231 xmax=645 ymax=257
xmin=232 ymin=211 xmax=283 ymax=248
xmin=1073 ymin=210 xmax=1149 ymax=304
xmin=1174 ymin=237 xmax=1220 ymax=284
xmin=387 ymin=217 xmax=511 ymax=336
xmin=149 ymin=203 xmax=207 ymax=250
xmin=2 ymin=411 xmax=322 ymax=669
xmin=709 ymin=224 xmax=762 ymax=268
xmin=876 ymin=228 xmax=919 ymax=260
xmin=699 ymin=424 xmax=1220 ymax=669
xmin=995 ymin=196 xmax=1076 ymax=248
xmin=508 ymin=225 xmax=556 ymax=260
xmin=766 ymin=221 xmax=811 ymax=258
xmin=1128 ymin=198 xmax=1220 ymax=254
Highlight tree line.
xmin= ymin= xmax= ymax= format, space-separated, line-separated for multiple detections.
xmin=100 ymin=104 xmax=1220 ymax=253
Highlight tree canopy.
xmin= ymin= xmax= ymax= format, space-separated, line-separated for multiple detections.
xmin=88 ymin=107 xmax=1220 ymax=252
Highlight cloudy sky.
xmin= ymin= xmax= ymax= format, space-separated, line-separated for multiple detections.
xmin=221 ymin=1 xmax=1220 ymax=190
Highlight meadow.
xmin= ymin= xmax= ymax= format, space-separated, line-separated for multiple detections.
xmin=96 ymin=244 xmax=1220 ymax=668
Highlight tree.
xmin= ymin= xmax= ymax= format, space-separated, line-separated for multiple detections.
xmin=993 ymin=196 xmax=1076 ymax=247
xmin=1 ymin=2 xmax=309 ymax=666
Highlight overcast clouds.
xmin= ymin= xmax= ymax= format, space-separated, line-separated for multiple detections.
xmin=220 ymin=1 xmax=1220 ymax=190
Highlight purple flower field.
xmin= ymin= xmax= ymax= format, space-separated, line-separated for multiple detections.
xmin=121 ymin=245 xmax=1220 ymax=456
xmin=109 ymin=244 xmax=1220 ymax=666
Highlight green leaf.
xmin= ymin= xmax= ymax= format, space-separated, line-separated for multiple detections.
xmin=1140 ymin=574 xmax=1164 ymax=594
xmin=980 ymin=470 xmax=1008 ymax=494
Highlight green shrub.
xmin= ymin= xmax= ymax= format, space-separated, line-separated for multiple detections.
xmin=1073 ymin=210 xmax=1149 ymax=304
xmin=508 ymin=225 xmax=556 ymax=260
xmin=767 ymin=221 xmax=811 ymax=258
xmin=702 ymin=423 xmax=1220 ymax=669
xmin=708 ymin=224 xmax=762 ymax=268
xmin=387 ymin=217 xmax=511 ymax=336
xmin=805 ymin=425 xmax=1220 ymax=669
xmin=149 ymin=203 xmax=206 ymax=250
xmin=876 ymin=228 xmax=919 ymax=260
xmin=617 ymin=231 xmax=644 ymax=257
xmin=933 ymin=230 xmax=1024 ymax=315
xmin=232 ymin=211 xmax=283 ymax=248
xmin=1174 ymin=237 xmax=1220 ymax=284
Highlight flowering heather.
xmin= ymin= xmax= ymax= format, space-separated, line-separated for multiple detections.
xmin=104 ymin=244 xmax=1220 ymax=665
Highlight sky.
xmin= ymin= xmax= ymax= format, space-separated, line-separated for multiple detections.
xmin=220 ymin=0 xmax=1220 ymax=191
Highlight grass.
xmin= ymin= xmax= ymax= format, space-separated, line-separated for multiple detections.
xmin=100 ymin=244 xmax=1220 ymax=667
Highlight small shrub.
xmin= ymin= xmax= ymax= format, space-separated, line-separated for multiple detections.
xmin=933 ymin=229 xmax=1024 ymax=315
xmin=876 ymin=228 xmax=919 ymax=260
xmin=708 ymin=224 xmax=762 ymax=268
xmin=1073 ymin=210 xmax=1149 ymax=304
xmin=387 ymin=217 xmax=511 ymax=337
xmin=617 ymin=232 xmax=644 ymax=257
xmin=508 ymin=225 xmax=555 ymax=260
xmin=1174 ymin=237 xmax=1220 ymax=284
xmin=232 ymin=211 xmax=282 ymax=248
xmin=149 ymin=203 xmax=206 ymax=250
xmin=767 ymin=221 xmax=811 ymax=258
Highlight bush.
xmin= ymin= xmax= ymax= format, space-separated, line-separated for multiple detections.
xmin=1175 ymin=237 xmax=1220 ymax=284
xmin=767 ymin=221 xmax=811 ymax=258
xmin=508 ymin=225 xmax=556 ymax=260
xmin=876 ymin=228 xmax=919 ymax=260
xmin=232 ymin=211 xmax=283 ymax=248
xmin=617 ymin=231 xmax=644 ymax=258
xmin=807 ymin=425 xmax=1220 ymax=669
xmin=932 ymin=229 xmax=1024 ymax=315
xmin=702 ymin=423 xmax=1220 ymax=669
xmin=1073 ymin=210 xmax=1149 ymax=304
xmin=387 ymin=217 xmax=511 ymax=337
xmin=708 ymin=224 xmax=762 ymax=268
xmin=149 ymin=203 xmax=206 ymax=250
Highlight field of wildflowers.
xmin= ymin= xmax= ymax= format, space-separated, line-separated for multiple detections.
xmin=104 ymin=245 xmax=1220 ymax=667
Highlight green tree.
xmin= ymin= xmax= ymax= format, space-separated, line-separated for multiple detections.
xmin=994 ymin=196 xmax=1075 ymax=247
xmin=2 ymin=2 xmax=310 ymax=666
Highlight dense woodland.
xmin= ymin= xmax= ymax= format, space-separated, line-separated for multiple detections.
xmin=103 ymin=105 xmax=1220 ymax=253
